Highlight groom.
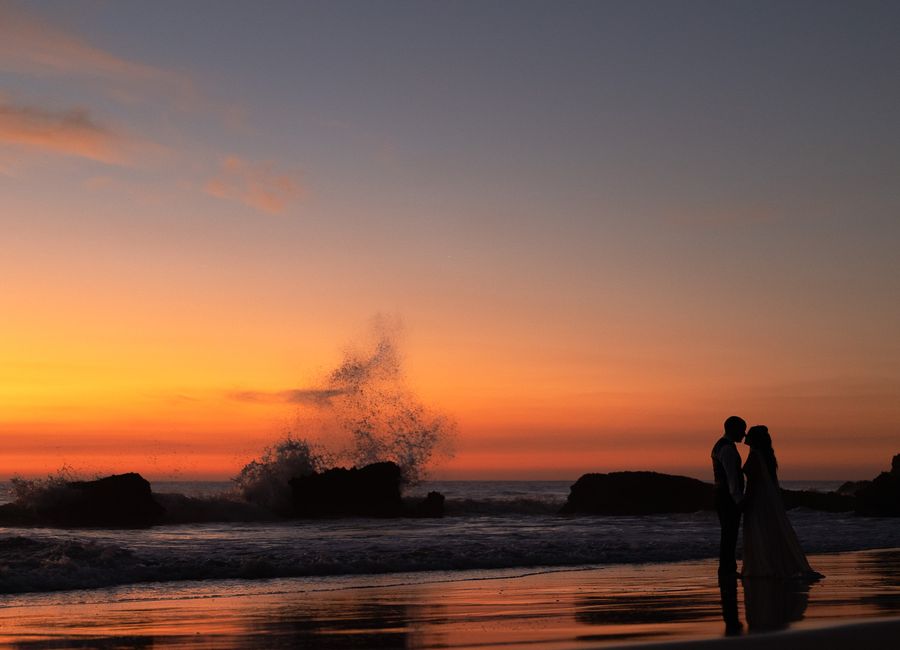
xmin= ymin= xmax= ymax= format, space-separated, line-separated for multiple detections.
xmin=712 ymin=416 xmax=746 ymax=577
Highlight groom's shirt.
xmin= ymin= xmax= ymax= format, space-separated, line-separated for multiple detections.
xmin=711 ymin=438 xmax=744 ymax=505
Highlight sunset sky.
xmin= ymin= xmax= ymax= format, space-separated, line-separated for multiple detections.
xmin=1 ymin=0 xmax=898 ymax=481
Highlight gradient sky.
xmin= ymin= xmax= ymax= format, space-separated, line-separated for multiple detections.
xmin=1 ymin=0 xmax=898 ymax=481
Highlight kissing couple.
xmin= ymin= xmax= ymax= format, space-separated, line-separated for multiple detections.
xmin=712 ymin=416 xmax=823 ymax=579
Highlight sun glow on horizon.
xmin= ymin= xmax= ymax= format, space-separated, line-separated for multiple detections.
xmin=1 ymin=2 xmax=898 ymax=482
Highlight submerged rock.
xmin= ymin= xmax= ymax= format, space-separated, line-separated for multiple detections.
xmin=561 ymin=471 xmax=715 ymax=515
xmin=0 ymin=472 xmax=164 ymax=528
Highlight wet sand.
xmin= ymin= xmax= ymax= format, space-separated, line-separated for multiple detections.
xmin=0 ymin=548 xmax=897 ymax=649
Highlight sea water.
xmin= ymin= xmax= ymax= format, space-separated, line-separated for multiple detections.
xmin=2 ymin=480 xmax=897 ymax=595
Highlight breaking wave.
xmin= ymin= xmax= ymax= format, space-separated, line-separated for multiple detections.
xmin=3 ymin=508 xmax=899 ymax=595
xmin=233 ymin=319 xmax=456 ymax=511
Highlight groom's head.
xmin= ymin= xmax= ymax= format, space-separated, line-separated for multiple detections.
xmin=724 ymin=416 xmax=747 ymax=442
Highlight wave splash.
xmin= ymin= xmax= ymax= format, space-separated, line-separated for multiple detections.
xmin=234 ymin=319 xmax=456 ymax=512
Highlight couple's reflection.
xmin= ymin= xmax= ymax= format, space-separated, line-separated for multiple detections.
xmin=718 ymin=575 xmax=811 ymax=636
xmin=717 ymin=575 xmax=742 ymax=635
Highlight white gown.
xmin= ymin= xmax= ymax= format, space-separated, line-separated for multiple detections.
xmin=741 ymin=450 xmax=821 ymax=579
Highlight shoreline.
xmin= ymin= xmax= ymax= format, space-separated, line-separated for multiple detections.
xmin=1 ymin=547 xmax=897 ymax=648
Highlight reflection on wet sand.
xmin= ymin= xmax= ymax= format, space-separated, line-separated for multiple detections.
xmin=574 ymin=591 xmax=721 ymax=646
xmin=742 ymin=578 xmax=810 ymax=633
xmin=717 ymin=575 xmax=742 ymax=636
xmin=862 ymin=548 xmax=900 ymax=614
xmin=246 ymin=600 xmax=412 ymax=649
xmin=576 ymin=593 xmax=719 ymax=625
xmin=7 ymin=594 xmax=419 ymax=650
xmin=0 ymin=549 xmax=897 ymax=649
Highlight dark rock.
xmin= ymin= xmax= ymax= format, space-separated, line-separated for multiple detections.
xmin=0 ymin=503 xmax=34 ymax=526
xmin=779 ymin=488 xmax=855 ymax=512
xmin=560 ymin=468 xmax=877 ymax=516
xmin=407 ymin=491 xmax=445 ymax=518
xmin=289 ymin=461 xmax=404 ymax=517
xmin=60 ymin=473 xmax=164 ymax=527
xmin=836 ymin=480 xmax=871 ymax=496
xmin=0 ymin=473 xmax=164 ymax=528
xmin=855 ymin=453 xmax=900 ymax=516
xmin=561 ymin=471 xmax=715 ymax=515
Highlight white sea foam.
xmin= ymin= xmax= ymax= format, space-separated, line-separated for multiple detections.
xmin=2 ymin=504 xmax=898 ymax=595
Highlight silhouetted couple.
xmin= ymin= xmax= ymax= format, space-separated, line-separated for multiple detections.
xmin=711 ymin=416 xmax=822 ymax=579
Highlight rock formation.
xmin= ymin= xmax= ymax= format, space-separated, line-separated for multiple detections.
xmin=561 ymin=470 xmax=865 ymax=515
xmin=289 ymin=461 xmax=445 ymax=518
xmin=779 ymin=488 xmax=855 ymax=512
xmin=560 ymin=471 xmax=715 ymax=514
xmin=855 ymin=453 xmax=900 ymax=516
xmin=290 ymin=461 xmax=405 ymax=517
xmin=0 ymin=472 xmax=164 ymax=527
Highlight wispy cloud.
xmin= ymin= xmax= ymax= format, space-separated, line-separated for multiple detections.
xmin=228 ymin=322 xmax=404 ymax=408
xmin=205 ymin=156 xmax=302 ymax=214
xmin=0 ymin=102 xmax=128 ymax=164
xmin=0 ymin=2 xmax=194 ymax=101
xmin=0 ymin=4 xmax=297 ymax=203
xmin=229 ymin=389 xmax=345 ymax=406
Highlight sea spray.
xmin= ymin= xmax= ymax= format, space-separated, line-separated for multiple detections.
xmin=234 ymin=320 xmax=455 ymax=510
xmin=323 ymin=323 xmax=455 ymax=483
xmin=233 ymin=437 xmax=332 ymax=513
xmin=7 ymin=467 xmax=80 ymax=514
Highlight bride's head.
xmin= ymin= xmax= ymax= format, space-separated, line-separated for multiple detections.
xmin=746 ymin=425 xmax=778 ymax=480
xmin=745 ymin=425 xmax=771 ymax=449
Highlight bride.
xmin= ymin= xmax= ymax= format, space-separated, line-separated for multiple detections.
xmin=741 ymin=425 xmax=822 ymax=579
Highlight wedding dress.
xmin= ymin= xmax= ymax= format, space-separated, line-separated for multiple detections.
xmin=741 ymin=450 xmax=822 ymax=579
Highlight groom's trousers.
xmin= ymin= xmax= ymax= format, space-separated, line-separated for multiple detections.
xmin=715 ymin=490 xmax=741 ymax=575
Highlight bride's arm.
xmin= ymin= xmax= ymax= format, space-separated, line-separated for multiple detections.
xmin=743 ymin=451 xmax=757 ymax=498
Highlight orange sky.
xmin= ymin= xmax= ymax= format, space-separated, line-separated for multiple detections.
xmin=1 ymin=2 xmax=898 ymax=481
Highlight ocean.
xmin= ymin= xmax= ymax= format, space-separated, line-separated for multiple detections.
xmin=2 ymin=479 xmax=898 ymax=596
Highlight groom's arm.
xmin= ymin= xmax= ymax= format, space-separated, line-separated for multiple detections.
xmin=718 ymin=445 xmax=744 ymax=505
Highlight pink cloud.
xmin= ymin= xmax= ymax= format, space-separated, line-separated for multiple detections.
xmin=0 ymin=102 xmax=127 ymax=164
xmin=0 ymin=3 xmax=195 ymax=104
xmin=204 ymin=156 xmax=303 ymax=215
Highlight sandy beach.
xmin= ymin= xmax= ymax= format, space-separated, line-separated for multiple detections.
xmin=0 ymin=547 xmax=895 ymax=649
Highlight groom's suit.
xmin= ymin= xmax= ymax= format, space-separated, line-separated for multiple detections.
xmin=712 ymin=437 xmax=744 ymax=575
